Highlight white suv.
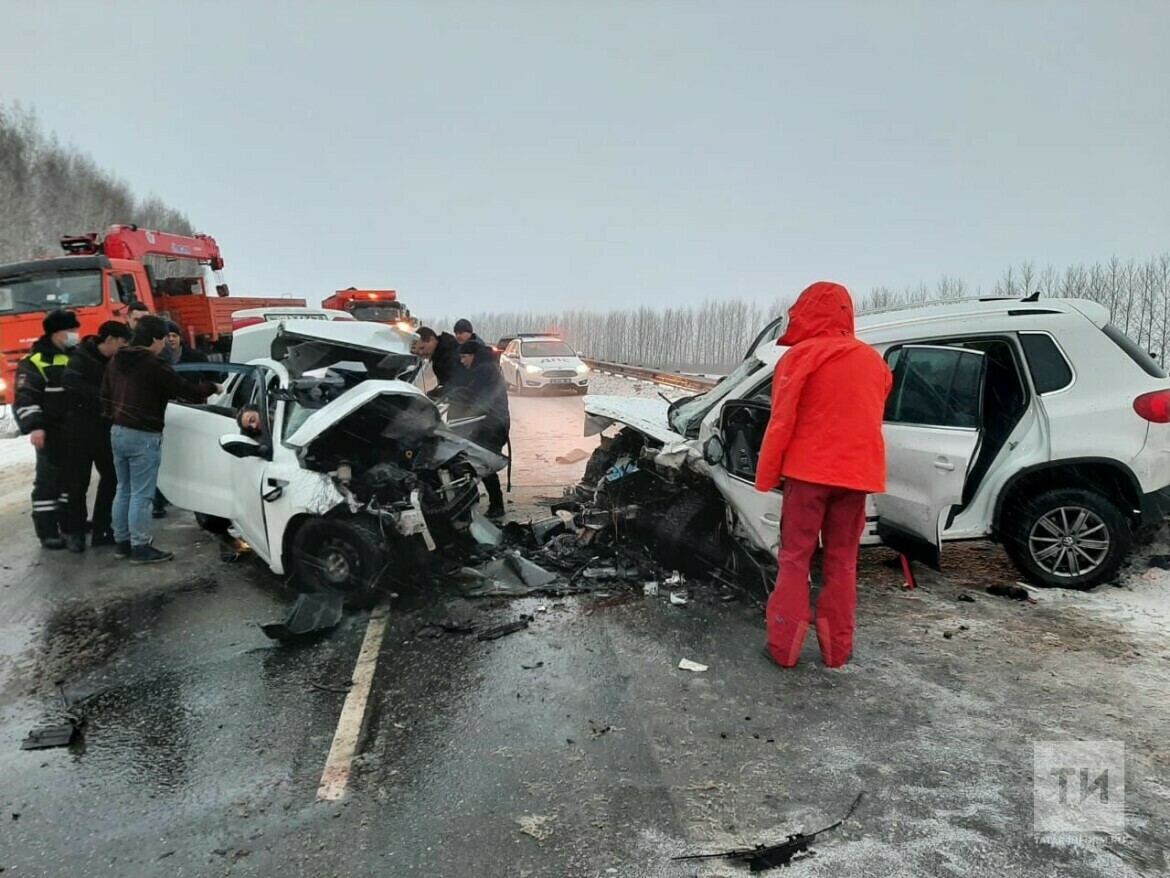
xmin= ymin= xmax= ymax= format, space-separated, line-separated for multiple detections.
xmin=581 ymin=297 xmax=1170 ymax=589
xmin=499 ymin=335 xmax=591 ymax=395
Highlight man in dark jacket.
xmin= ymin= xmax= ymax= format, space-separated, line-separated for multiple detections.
xmin=101 ymin=315 xmax=220 ymax=564
xmin=453 ymin=318 xmax=479 ymax=346
xmin=412 ymin=326 xmax=461 ymax=399
xmin=13 ymin=309 xmax=80 ymax=548
xmin=162 ymin=321 xmax=210 ymax=365
xmin=447 ymin=339 xmax=510 ymax=518
xmin=61 ymin=320 xmax=133 ymax=551
xmin=153 ymin=321 xmax=210 ymax=518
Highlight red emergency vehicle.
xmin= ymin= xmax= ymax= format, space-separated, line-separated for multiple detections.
xmin=321 ymin=288 xmax=416 ymax=329
xmin=0 ymin=225 xmax=305 ymax=403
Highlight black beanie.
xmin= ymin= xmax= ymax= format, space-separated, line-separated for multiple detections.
xmin=43 ymin=309 xmax=81 ymax=336
xmin=454 ymin=318 xmax=473 ymax=334
xmin=166 ymin=320 xmax=182 ymax=336
xmin=459 ymin=339 xmax=484 ymax=356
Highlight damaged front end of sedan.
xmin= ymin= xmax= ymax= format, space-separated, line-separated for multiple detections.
xmin=280 ymin=382 xmax=509 ymax=607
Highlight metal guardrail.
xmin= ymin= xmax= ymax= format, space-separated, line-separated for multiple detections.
xmin=582 ymin=359 xmax=719 ymax=392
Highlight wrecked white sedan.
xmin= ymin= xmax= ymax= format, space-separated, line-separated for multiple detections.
xmin=158 ymin=321 xmax=506 ymax=606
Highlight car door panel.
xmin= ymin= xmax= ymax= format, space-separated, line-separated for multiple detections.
xmin=874 ymin=345 xmax=987 ymax=567
xmin=163 ymin=362 xmax=274 ymax=558
xmin=158 ymin=404 xmax=237 ymax=519
xmin=708 ymin=399 xmax=781 ymax=554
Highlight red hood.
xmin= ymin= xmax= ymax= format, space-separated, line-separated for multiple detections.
xmin=778 ymin=281 xmax=855 ymax=346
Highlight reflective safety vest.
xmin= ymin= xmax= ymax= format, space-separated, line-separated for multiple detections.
xmin=14 ymin=345 xmax=70 ymax=433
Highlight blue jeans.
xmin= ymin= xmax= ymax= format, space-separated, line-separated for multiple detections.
xmin=111 ymin=426 xmax=163 ymax=547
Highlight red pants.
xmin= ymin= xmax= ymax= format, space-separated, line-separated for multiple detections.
xmin=766 ymin=479 xmax=867 ymax=668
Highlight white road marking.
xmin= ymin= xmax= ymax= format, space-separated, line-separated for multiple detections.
xmin=316 ymin=606 xmax=390 ymax=801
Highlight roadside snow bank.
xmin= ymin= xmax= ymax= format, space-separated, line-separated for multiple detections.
xmin=1027 ymin=546 xmax=1170 ymax=642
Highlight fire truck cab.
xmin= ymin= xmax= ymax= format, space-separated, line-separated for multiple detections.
xmin=321 ymin=288 xmax=415 ymax=330
xmin=0 ymin=225 xmax=305 ymax=404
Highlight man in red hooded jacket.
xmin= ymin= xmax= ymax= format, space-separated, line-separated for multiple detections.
xmin=755 ymin=281 xmax=892 ymax=668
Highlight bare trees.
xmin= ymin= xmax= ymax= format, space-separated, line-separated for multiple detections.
xmin=0 ymin=103 xmax=194 ymax=265
xmin=429 ymin=256 xmax=1170 ymax=372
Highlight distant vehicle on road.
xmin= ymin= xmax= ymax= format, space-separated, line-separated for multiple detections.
xmin=582 ymin=295 xmax=1170 ymax=590
xmin=499 ymin=334 xmax=590 ymax=396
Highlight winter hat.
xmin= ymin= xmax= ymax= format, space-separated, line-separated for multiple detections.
xmin=459 ymin=338 xmax=485 ymax=355
xmin=454 ymin=318 xmax=474 ymax=334
xmin=43 ymin=309 xmax=81 ymax=335
xmin=166 ymin=321 xmax=182 ymax=336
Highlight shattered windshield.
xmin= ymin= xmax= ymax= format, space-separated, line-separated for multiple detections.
xmin=667 ymin=356 xmax=766 ymax=438
xmin=0 ymin=270 xmax=104 ymax=315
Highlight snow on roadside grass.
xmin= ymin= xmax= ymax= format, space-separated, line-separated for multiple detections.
xmin=0 ymin=431 xmax=34 ymax=468
xmin=1031 ymin=546 xmax=1170 ymax=643
xmin=586 ymin=370 xmax=691 ymax=402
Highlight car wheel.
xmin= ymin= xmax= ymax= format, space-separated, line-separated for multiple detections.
xmin=574 ymin=385 xmax=588 ymax=396
xmin=292 ymin=516 xmax=388 ymax=609
xmin=194 ymin=512 xmax=232 ymax=535
xmin=1002 ymin=488 xmax=1131 ymax=589
xmin=640 ymin=490 xmax=728 ymax=577
xmin=514 ymin=374 xmax=528 ymax=397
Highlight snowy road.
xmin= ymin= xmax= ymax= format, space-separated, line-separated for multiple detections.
xmin=1 ymin=378 xmax=1169 ymax=876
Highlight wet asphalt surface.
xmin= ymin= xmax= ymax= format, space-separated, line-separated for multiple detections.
xmin=2 ymin=397 xmax=1169 ymax=876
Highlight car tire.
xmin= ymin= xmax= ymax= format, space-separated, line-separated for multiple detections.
xmin=194 ymin=512 xmax=232 ymax=535
xmin=514 ymin=374 xmax=528 ymax=397
xmin=574 ymin=385 xmax=588 ymax=396
xmin=1002 ymin=488 xmax=1131 ymax=589
xmin=640 ymin=490 xmax=728 ymax=577
xmin=292 ymin=516 xmax=388 ymax=610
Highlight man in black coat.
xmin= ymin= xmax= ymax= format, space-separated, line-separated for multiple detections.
xmin=412 ymin=326 xmax=461 ymax=399
xmin=447 ymin=339 xmax=510 ymax=518
xmin=61 ymin=321 xmax=133 ymax=551
xmin=13 ymin=309 xmax=80 ymax=548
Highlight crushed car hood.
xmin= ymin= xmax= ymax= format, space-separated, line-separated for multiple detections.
xmin=230 ymin=319 xmax=420 ymax=378
xmin=583 ymin=396 xmax=687 ymax=446
xmin=286 ymin=380 xmax=433 ymax=447
xmin=285 ymin=380 xmax=507 ymax=476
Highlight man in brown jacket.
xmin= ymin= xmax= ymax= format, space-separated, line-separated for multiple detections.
xmin=101 ymin=315 xmax=220 ymax=564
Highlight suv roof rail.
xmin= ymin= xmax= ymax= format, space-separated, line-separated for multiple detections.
xmin=857 ymin=291 xmax=1044 ymax=318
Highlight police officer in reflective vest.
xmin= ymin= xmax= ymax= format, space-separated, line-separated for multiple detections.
xmin=14 ymin=309 xmax=80 ymax=549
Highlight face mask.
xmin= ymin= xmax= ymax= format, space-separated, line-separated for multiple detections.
xmin=65 ymin=331 xmax=80 ymax=347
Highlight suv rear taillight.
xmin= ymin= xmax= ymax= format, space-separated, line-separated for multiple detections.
xmin=1133 ymin=390 xmax=1170 ymax=422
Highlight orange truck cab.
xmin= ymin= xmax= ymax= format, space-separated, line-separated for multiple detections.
xmin=321 ymin=288 xmax=416 ymax=330
xmin=0 ymin=225 xmax=305 ymax=404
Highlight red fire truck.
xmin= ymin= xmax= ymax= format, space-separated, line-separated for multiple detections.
xmin=321 ymin=288 xmax=416 ymax=329
xmin=0 ymin=225 xmax=305 ymax=403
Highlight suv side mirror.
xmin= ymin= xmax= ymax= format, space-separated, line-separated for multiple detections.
xmin=219 ymin=434 xmax=268 ymax=459
xmin=702 ymin=435 xmax=726 ymax=466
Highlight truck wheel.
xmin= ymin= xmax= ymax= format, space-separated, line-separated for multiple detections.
xmin=292 ymin=516 xmax=388 ymax=610
xmin=195 ymin=512 xmax=232 ymax=535
xmin=1002 ymin=488 xmax=1131 ymax=589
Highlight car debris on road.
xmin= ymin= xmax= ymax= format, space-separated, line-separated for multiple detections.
xmin=673 ymin=792 xmax=864 ymax=871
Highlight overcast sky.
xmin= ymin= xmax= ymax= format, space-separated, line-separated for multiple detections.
xmin=2 ymin=1 xmax=1167 ymax=313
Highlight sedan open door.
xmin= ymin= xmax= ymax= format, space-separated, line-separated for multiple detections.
xmin=874 ymin=345 xmax=986 ymax=568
